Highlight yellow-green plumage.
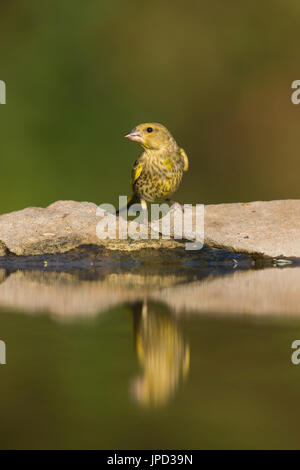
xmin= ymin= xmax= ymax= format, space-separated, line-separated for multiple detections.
xmin=120 ymin=123 xmax=188 ymax=212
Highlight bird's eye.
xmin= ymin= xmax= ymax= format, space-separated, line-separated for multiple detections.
xmin=147 ymin=127 xmax=153 ymax=133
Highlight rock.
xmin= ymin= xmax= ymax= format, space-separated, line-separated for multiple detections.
xmin=205 ymin=200 xmax=300 ymax=259
xmin=0 ymin=200 xmax=180 ymax=256
xmin=0 ymin=199 xmax=299 ymax=259
xmin=0 ymin=201 xmax=101 ymax=256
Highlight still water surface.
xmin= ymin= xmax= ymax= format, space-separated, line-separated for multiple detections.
xmin=0 ymin=252 xmax=300 ymax=449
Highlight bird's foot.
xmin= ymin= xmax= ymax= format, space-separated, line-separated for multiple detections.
xmin=166 ymin=199 xmax=185 ymax=211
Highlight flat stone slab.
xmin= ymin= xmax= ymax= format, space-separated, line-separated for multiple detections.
xmin=0 ymin=199 xmax=298 ymax=259
xmin=0 ymin=200 xmax=178 ymax=256
xmin=205 ymin=199 xmax=300 ymax=259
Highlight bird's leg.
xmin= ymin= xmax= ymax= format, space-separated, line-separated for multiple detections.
xmin=140 ymin=198 xmax=149 ymax=225
xmin=140 ymin=199 xmax=155 ymax=227
xmin=165 ymin=198 xmax=185 ymax=211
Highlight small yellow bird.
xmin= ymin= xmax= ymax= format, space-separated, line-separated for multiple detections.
xmin=117 ymin=122 xmax=188 ymax=214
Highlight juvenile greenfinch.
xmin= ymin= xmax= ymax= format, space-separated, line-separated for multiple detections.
xmin=117 ymin=122 xmax=189 ymax=214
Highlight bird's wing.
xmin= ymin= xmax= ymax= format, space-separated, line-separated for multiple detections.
xmin=131 ymin=158 xmax=144 ymax=186
xmin=161 ymin=149 xmax=189 ymax=172
xmin=180 ymin=148 xmax=189 ymax=171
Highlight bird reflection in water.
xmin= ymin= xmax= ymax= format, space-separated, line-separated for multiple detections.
xmin=129 ymin=300 xmax=190 ymax=407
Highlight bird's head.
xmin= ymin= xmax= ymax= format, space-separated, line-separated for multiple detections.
xmin=125 ymin=123 xmax=177 ymax=151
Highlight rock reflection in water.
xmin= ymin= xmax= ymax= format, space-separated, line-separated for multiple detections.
xmin=1 ymin=264 xmax=300 ymax=408
xmin=129 ymin=300 xmax=190 ymax=407
xmin=1 ymin=265 xmax=300 ymax=318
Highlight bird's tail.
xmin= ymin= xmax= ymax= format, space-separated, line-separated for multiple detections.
xmin=116 ymin=194 xmax=140 ymax=215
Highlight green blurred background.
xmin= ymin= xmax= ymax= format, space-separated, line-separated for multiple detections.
xmin=1 ymin=0 xmax=300 ymax=214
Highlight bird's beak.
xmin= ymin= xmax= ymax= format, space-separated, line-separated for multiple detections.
xmin=125 ymin=130 xmax=144 ymax=144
